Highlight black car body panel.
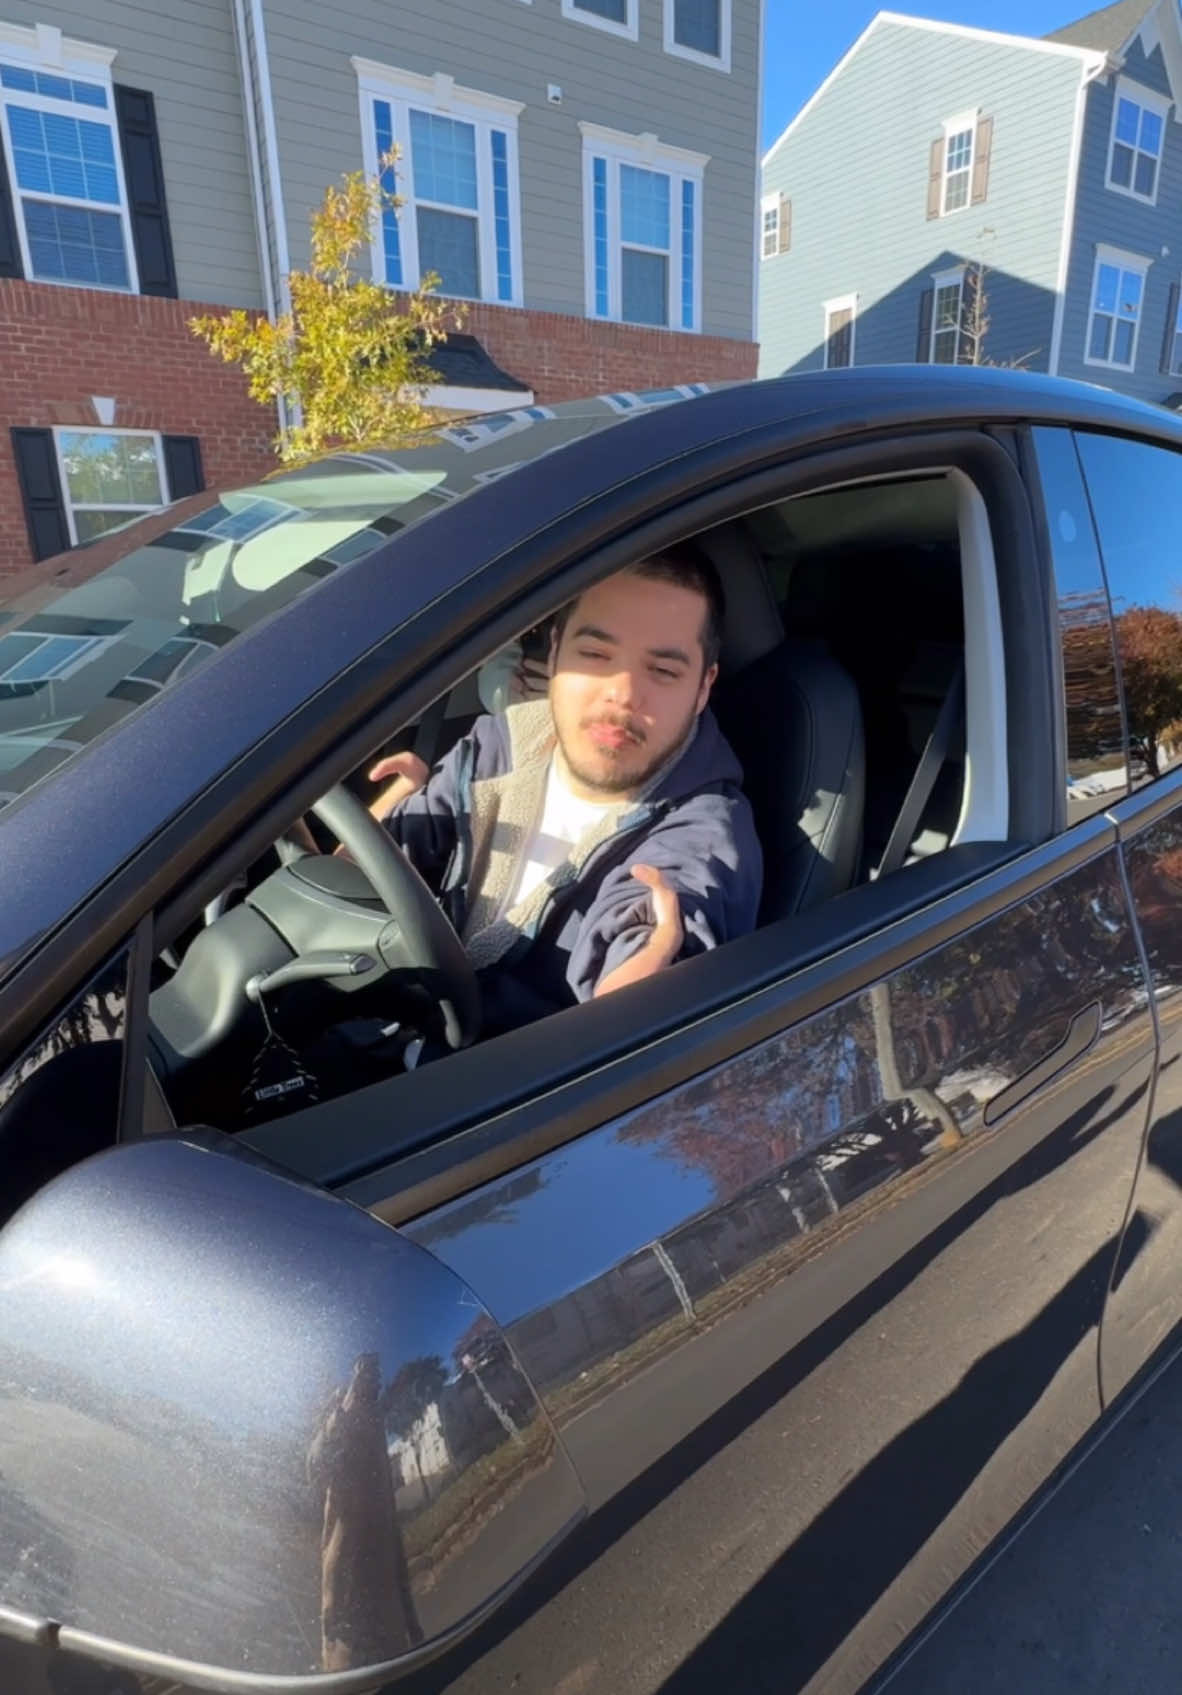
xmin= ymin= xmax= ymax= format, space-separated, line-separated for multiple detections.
xmin=1 ymin=368 xmax=1182 ymax=1695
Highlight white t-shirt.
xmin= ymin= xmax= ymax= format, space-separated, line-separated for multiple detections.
xmin=505 ymin=757 xmax=616 ymax=913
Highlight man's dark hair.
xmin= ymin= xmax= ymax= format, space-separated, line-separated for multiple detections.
xmin=631 ymin=544 xmax=725 ymax=671
xmin=554 ymin=543 xmax=726 ymax=672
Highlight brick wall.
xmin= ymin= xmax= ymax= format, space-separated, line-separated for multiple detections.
xmin=0 ymin=282 xmax=758 ymax=577
xmin=0 ymin=280 xmax=276 ymax=575
xmin=465 ymin=302 xmax=759 ymax=401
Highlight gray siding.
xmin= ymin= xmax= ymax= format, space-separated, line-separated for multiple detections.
xmin=1 ymin=0 xmax=262 ymax=308
xmin=758 ymin=20 xmax=1084 ymax=378
xmin=261 ymin=0 xmax=759 ymax=340
xmin=1058 ymin=38 xmax=1182 ymax=404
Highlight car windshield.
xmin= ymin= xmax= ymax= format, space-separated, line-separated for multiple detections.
xmin=0 ymin=386 xmax=716 ymax=807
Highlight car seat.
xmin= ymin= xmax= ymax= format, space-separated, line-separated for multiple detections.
xmin=700 ymin=523 xmax=866 ymax=924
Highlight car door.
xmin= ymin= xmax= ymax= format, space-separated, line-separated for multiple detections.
xmin=1058 ymin=428 xmax=1182 ymax=1407
xmin=0 ymin=398 xmax=1161 ymax=1695
xmin=335 ymin=427 xmax=1155 ymax=1695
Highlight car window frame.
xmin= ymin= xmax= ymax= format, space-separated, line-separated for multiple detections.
xmin=0 ymin=426 xmax=1045 ymax=1154
xmin=223 ymin=428 xmax=1049 ymax=1198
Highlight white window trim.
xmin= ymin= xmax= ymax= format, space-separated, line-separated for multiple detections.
xmin=0 ymin=27 xmax=139 ymax=294
xmin=353 ymin=60 xmax=525 ymax=308
xmin=579 ymin=122 xmax=708 ymax=332
xmin=52 ymin=426 xmax=167 ymax=547
xmin=759 ymin=190 xmax=779 ymax=260
xmin=1105 ymin=75 xmax=1171 ymax=205
xmin=823 ymin=292 xmax=857 ymax=369
xmin=930 ymin=264 xmax=966 ymax=363
xmin=1084 ymin=243 xmax=1151 ymax=372
xmin=663 ymin=0 xmax=732 ymax=72
xmin=940 ymin=108 xmax=978 ymax=217
xmin=561 ymin=0 xmax=639 ymax=41
xmin=1171 ymin=278 xmax=1182 ymax=377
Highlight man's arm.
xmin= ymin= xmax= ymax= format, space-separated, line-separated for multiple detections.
xmin=593 ymin=866 xmax=683 ymax=997
xmin=567 ymin=795 xmax=763 ymax=1004
xmin=366 ymin=750 xmax=428 ymax=821
xmin=344 ymin=733 xmax=466 ymax=887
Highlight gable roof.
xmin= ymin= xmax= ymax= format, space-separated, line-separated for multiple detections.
xmin=1045 ymin=0 xmax=1158 ymax=53
xmin=763 ymin=11 xmax=1107 ymax=165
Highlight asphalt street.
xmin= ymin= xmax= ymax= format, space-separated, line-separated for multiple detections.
xmin=885 ymin=1345 xmax=1182 ymax=1695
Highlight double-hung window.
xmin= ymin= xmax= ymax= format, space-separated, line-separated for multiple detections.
xmin=1106 ymin=78 xmax=1168 ymax=203
xmin=0 ymin=42 xmax=135 ymax=290
xmin=581 ymin=124 xmax=708 ymax=331
xmin=354 ymin=62 xmax=523 ymax=306
xmin=664 ymin=0 xmax=731 ymax=70
xmin=931 ymin=267 xmax=965 ymax=364
xmin=1085 ymin=245 xmax=1150 ymax=371
xmin=55 ymin=428 xmax=166 ymax=543
xmin=941 ymin=113 xmax=975 ymax=213
xmin=561 ymin=0 xmax=639 ymax=41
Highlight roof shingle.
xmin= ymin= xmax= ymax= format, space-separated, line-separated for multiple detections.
xmin=1044 ymin=0 xmax=1156 ymax=53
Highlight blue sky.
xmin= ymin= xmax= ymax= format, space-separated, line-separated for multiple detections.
xmin=761 ymin=0 xmax=1094 ymax=152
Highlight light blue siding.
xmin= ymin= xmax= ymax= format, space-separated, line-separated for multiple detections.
xmin=759 ymin=19 xmax=1084 ymax=379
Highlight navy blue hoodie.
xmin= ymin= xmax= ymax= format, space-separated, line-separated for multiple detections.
xmin=386 ymin=697 xmax=762 ymax=1035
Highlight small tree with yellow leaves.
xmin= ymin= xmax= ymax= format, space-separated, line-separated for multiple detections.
xmin=190 ymin=152 xmax=460 ymax=466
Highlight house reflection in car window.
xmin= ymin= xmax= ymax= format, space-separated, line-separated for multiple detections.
xmin=1074 ymin=431 xmax=1182 ymax=791
xmin=1031 ymin=427 xmax=1127 ymax=825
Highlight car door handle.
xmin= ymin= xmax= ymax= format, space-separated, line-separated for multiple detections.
xmin=983 ymin=1000 xmax=1102 ymax=1126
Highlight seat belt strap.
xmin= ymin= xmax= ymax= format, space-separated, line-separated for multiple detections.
xmin=876 ymin=661 xmax=966 ymax=880
xmin=412 ymin=692 xmax=450 ymax=769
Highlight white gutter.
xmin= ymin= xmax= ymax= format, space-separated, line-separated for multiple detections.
xmin=246 ymin=0 xmax=292 ymax=313
xmin=231 ymin=0 xmax=276 ymax=325
xmin=752 ymin=0 xmax=766 ymax=346
xmin=1048 ymin=52 xmax=1109 ymax=376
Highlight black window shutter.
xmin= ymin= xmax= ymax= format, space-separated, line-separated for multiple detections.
xmin=916 ymin=288 xmax=934 ymax=362
xmin=11 ymin=429 xmax=69 ymax=561
xmin=0 ymin=123 xmax=23 ymax=279
xmin=1160 ymin=282 xmax=1180 ymax=375
xmin=114 ymin=85 xmax=177 ymax=298
xmin=162 ymin=434 xmax=204 ymax=500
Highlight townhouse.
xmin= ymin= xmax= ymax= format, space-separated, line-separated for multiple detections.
xmin=758 ymin=0 xmax=1182 ymax=407
xmin=0 ymin=0 xmax=762 ymax=571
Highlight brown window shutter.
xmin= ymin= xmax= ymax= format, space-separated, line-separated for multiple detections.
xmin=827 ymin=307 xmax=853 ymax=368
xmin=916 ymin=288 xmax=934 ymax=361
xmin=1160 ymin=281 xmax=1180 ymax=375
xmin=778 ymin=193 xmax=791 ymax=253
xmin=926 ymin=136 xmax=944 ymax=219
xmin=970 ymin=115 xmax=993 ymax=205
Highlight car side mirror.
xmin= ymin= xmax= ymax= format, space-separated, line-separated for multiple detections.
xmin=0 ymin=1131 xmax=584 ymax=1690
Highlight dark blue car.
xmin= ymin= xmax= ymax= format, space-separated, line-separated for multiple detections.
xmin=0 ymin=367 xmax=1180 ymax=1695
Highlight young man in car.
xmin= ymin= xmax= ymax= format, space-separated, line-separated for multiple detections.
xmin=367 ymin=547 xmax=763 ymax=1034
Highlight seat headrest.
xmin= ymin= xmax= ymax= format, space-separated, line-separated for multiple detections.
xmin=695 ymin=522 xmax=785 ymax=674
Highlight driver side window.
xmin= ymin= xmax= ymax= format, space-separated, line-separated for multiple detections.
xmin=143 ymin=461 xmax=1002 ymax=1148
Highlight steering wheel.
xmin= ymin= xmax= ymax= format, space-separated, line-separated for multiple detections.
xmin=301 ymin=783 xmax=480 ymax=1050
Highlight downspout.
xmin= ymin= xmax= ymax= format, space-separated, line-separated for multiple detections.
xmin=752 ymin=0 xmax=766 ymax=352
xmin=1049 ymin=52 xmax=1110 ymax=376
xmin=231 ymin=0 xmax=293 ymax=437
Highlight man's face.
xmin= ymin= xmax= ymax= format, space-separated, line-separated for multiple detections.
xmin=549 ymin=569 xmax=718 ymax=799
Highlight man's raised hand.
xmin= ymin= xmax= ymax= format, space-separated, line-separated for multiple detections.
xmin=367 ymin=750 xmax=429 ymax=822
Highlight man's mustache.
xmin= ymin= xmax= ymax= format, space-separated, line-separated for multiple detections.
xmin=581 ymin=713 xmax=646 ymax=744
